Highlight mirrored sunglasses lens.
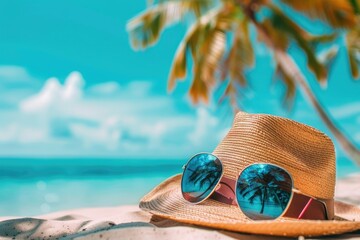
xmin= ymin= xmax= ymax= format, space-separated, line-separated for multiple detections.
xmin=181 ymin=153 xmax=222 ymax=203
xmin=236 ymin=164 xmax=292 ymax=220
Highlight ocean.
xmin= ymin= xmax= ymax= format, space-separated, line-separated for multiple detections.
xmin=0 ymin=157 xmax=359 ymax=216
xmin=0 ymin=158 xmax=183 ymax=216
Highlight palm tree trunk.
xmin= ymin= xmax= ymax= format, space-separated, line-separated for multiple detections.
xmin=275 ymin=51 xmax=360 ymax=165
xmin=260 ymin=188 xmax=266 ymax=214
xmin=239 ymin=4 xmax=360 ymax=165
xmin=272 ymin=190 xmax=285 ymax=210
xmin=195 ymin=176 xmax=220 ymax=199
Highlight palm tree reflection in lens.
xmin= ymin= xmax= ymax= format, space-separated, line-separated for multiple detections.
xmin=236 ymin=164 xmax=292 ymax=220
xmin=181 ymin=153 xmax=222 ymax=203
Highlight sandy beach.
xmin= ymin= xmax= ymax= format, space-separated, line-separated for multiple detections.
xmin=1 ymin=173 xmax=360 ymax=240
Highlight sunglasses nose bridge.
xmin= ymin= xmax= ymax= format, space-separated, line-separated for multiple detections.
xmin=211 ymin=176 xmax=237 ymax=206
xmin=213 ymin=162 xmax=236 ymax=201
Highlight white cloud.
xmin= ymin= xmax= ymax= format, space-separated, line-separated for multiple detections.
xmin=0 ymin=124 xmax=20 ymax=142
xmin=0 ymin=65 xmax=34 ymax=83
xmin=330 ymin=102 xmax=360 ymax=119
xmin=20 ymin=77 xmax=62 ymax=112
xmin=88 ymin=80 xmax=152 ymax=98
xmin=218 ymin=127 xmax=231 ymax=142
xmin=188 ymin=108 xmax=218 ymax=145
xmin=0 ymin=123 xmax=47 ymax=143
xmin=70 ymin=118 xmax=121 ymax=149
xmin=0 ymin=65 xmax=41 ymax=107
xmin=2 ymin=70 xmax=229 ymax=157
xmin=62 ymin=71 xmax=84 ymax=100
xmin=20 ymin=71 xmax=84 ymax=113
xmin=126 ymin=81 xmax=152 ymax=97
xmin=89 ymin=81 xmax=120 ymax=95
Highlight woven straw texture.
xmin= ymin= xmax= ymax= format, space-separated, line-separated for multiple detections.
xmin=213 ymin=111 xmax=335 ymax=199
xmin=139 ymin=112 xmax=360 ymax=237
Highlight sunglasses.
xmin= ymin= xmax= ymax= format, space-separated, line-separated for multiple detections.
xmin=181 ymin=153 xmax=332 ymax=220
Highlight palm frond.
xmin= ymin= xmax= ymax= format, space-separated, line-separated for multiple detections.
xmin=241 ymin=185 xmax=262 ymax=198
xmin=269 ymin=6 xmax=328 ymax=86
xmin=248 ymin=188 xmax=263 ymax=204
xmin=189 ymin=64 xmax=209 ymax=103
xmin=281 ymin=0 xmax=357 ymax=28
xmin=224 ymin=19 xmax=254 ymax=84
xmin=346 ymin=18 xmax=360 ymax=79
xmin=348 ymin=0 xmax=360 ymax=15
xmin=218 ymin=80 xmax=240 ymax=111
xmin=168 ymin=5 xmax=239 ymax=102
xmin=127 ymin=0 xmax=215 ymax=49
xmin=167 ymin=8 xmax=222 ymax=93
xmin=218 ymin=18 xmax=254 ymax=110
xmin=318 ymin=45 xmax=339 ymax=79
xmin=348 ymin=51 xmax=360 ymax=80
xmin=274 ymin=64 xmax=296 ymax=110
xmin=189 ymin=27 xmax=226 ymax=102
xmin=260 ymin=18 xmax=290 ymax=50
xmin=168 ymin=42 xmax=187 ymax=91
xmin=307 ymin=33 xmax=338 ymax=48
xmin=200 ymin=25 xmax=226 ymax=86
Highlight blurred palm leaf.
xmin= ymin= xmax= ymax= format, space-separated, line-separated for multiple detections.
xmin=260 ymin=18 xmax=290 ymax=50
xmin=281 ymin=0 xmax=357 ymax=28
xmin=169 ymin=5 xmax=241 ymax=102
xmin=128 ymin=0 xmax=360 ymax=164
xmin=348 ymin=0 xmax=360 ymax=14
xmin=189 ymin=12 xmax=228 ymax=103
xmin=151 ymin=0 xmax=215 ymax=17
xmin=261 ymin=13 xmax=337 ymax=51
xmin=346 ymin=17 xmax=360 ymax=79
xmin=307 ymin=33 xmax=338 ymax=48
xmin=218 ymin=81 xmax=238 ymax=110
xmin=200 ymin=22 xmax=227 ymax=85
xmin=274 ymin=63 xmax=296 ymax=109
xmin=127 ymin=0 xmax=215 ymax=49
xmin=190 ymin=63 xmax=210 ymax=103
xmin=167 ymin=8 xmax=223 ymax=93
xmin=221 ymin=19 xmax=254 ymax=86
xmin=267 ymin=5 xmax=329 ymax=86
xmin=168 ymin=42 xmax=187 ymax=90
xmin=318 ymin=45 xmax=339 ymax=79
xmin=218 ymin=18 xmax=253 ymax=110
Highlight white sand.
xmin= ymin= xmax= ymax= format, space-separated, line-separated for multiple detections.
xmin=1 ymin=174 xmax=360 ymax=240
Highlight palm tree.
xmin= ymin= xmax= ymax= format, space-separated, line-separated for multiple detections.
xmin=237 ymin=166 xmax=291 ymax=214
xmin=127 ymin=0 xmax=360 ymax=164
xmin=185 ymin=157 xmax=221 ymax=199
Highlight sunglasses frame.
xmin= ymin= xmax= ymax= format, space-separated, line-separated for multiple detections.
xmin=291 ymin=188 xmax=330 ymax=220
xmin=234 ymin=162 xmax=295 ymax=220
xmin=181 ymin=152 xmax=330 ymax=220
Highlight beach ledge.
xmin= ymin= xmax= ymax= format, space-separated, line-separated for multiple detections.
xmin=1 ymin=174 xmax=360 ymax=240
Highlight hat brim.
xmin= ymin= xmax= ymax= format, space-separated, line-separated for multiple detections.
xmin=139 ymin=174 xmax=360 ymax=237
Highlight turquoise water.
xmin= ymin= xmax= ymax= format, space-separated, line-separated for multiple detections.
xmin=0 ymin=157 xmax=359 ymax=216
xmin=0 ymin=158 xmax=183 ymax=216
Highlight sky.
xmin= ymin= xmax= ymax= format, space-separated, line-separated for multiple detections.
xmin=0 ymin=1 xmax=360 ymax=166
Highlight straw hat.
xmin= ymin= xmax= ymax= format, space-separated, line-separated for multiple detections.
xmin=139 ymin=111 xmax=360 ymax=237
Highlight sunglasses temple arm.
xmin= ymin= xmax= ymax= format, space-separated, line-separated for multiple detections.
xmin=297 ymin=198 xmax=313 ymax=220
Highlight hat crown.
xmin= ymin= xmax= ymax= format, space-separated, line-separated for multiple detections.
xmin=213 ymin=111 xmax=336 ymax=199
xmin=139 ymin=111 xmax=360 ymax=236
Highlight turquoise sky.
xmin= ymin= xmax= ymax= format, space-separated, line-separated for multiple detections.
xmin=0 ymin=0 xmax=360 ymax=171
